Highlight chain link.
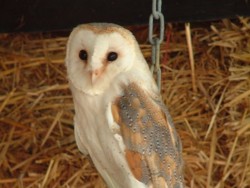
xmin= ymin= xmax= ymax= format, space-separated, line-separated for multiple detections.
xmin=149 ymin=0 xmax=164 ymax=90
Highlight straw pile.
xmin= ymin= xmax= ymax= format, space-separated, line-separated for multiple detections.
xmin=0 ymin=18 xmax=250 ymax=188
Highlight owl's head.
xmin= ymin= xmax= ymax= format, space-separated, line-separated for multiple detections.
xmin=66 ymin=23 xmax=146 ymax=95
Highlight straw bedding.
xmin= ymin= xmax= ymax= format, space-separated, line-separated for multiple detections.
xmin=0 ymin=18 xmax=250 ymax=188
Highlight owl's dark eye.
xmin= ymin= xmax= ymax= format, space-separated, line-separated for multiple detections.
xmin=107 ymin=52 xmax=118 ymax=62
xmin=79 ymin=50 xmax=88 ymax=61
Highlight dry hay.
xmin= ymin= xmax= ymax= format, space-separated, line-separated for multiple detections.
xmin=0 ymin=18 xmax=250 ymax=188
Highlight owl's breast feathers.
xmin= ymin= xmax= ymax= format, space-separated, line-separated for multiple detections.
xmin=111 ymin=83 xmax=184 ymax=188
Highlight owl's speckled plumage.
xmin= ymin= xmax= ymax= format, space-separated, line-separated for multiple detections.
xmin=112 ymin=83 xmax=183 ymax=187
xmin=66 ymin=23 xmax=184 ymax=188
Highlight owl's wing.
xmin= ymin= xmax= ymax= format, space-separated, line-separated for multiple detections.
xmin=111 ymin=83 xmax=184 ymax=188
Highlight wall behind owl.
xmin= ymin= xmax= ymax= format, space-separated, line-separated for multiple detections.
xmin=0 ymin=0 xmax=250 ymax=33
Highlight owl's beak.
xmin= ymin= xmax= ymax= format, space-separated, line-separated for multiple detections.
xmin=89 ymin=68 xmax=103 ymax=83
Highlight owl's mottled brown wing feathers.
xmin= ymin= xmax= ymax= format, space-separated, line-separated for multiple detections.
xmin=112 ymin=83 xmax=183 ymax=188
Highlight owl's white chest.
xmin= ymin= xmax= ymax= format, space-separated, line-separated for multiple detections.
xmin=71 ymin=86 xmax=146 ymax=188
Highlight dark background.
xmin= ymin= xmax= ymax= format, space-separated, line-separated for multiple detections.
xmin=0 ymin=0 xmax=250 ymax=33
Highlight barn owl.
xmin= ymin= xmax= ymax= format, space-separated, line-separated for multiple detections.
xmin=65 ymin=23 xmax=184 ymax=188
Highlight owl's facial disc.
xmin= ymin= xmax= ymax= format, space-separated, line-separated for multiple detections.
xmin=66 ymin=25 xmax=137 ymax=94
xmin=80 ymin=33 xmax=127 ymax=86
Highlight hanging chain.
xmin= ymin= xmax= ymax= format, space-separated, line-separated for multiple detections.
xmin=149 ymin=0 xmax=164 ymax=90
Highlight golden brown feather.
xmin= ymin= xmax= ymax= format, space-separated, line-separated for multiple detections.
xmin=112 ymin=83 xmax=183 ymax=188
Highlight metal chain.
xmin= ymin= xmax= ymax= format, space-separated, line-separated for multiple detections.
xmin=149 ymin=0 xmax=164 ymax=90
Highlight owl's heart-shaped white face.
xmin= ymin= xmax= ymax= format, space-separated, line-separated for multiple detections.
xmin=66 ymin=24 xmax=137 ymax=95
